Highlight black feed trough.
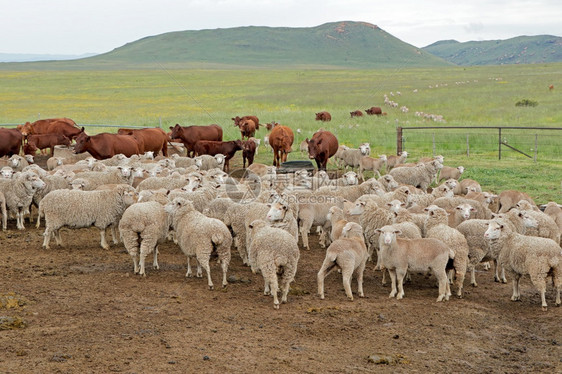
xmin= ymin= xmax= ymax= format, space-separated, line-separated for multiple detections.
xmin=277 ymin=160 xmax=315 ymax=174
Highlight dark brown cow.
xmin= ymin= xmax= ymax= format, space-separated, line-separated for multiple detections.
xmin=0 ymin=128 xmax=23 ymax=157
xmin=73 ymin=128 xmax=141 ymax=160
xmin=232 ymin=115 xmax=260 ymax=128
xmin=192 ymin=140 xmax=243 ymax=172
xmin=236 ymin=119 xmax=259 ymax=140
xmin=117 ymin=128 xmax=168 ymax=157
xmin=315 ymin=111 xmax=332 ymax=122
xmin=19 ymin=118 xmax=81 ymax=139
xmin=23 ymin=133 xmax=71 ymax=156
xmin=242 ymin=140 xmax=257 ymax=168
xmin=306 ymin=130 xmax=339 ymax=171
xmin=269 ymin=125 xmax=294 ymax=167
xmin=266 ymin=121 xmax=279 ymax=131
xmin=169 ymin=124 xmax=223 ymax=157
xmin=365 ymin=106 xmax=383 ymax=115
xmin=350 ymin=110 xmax=363 ymax=117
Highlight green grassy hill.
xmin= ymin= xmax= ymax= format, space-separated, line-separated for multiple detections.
xmin=1 ymin=21 xmax=450 ymax=70
xmin=423 ymin=35 xmax=562 ymax=65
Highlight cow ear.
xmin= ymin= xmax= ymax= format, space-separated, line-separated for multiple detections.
xmin=80 ymin=127 xmax=85 ymax=132
xmin=305 ymin=138 xmax=309 ymax=143
xmin=169 ymin=126 xmax=173 ymax=130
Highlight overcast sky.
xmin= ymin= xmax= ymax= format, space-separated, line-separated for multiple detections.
xmin=2 ymin=0 xmax=562 ymax=55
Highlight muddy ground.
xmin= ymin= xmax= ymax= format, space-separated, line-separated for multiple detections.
xmin=1 ymin=216 xmax=561 ymax=373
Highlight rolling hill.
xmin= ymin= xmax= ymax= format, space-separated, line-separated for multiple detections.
xmin=423 ymin=35 xmax=562 ymax=65
xmin=2 ymin=21 xmax=451 ymax=69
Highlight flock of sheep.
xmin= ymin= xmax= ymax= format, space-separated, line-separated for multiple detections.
xmin=1 ymin=139 xmax=561 ymax=311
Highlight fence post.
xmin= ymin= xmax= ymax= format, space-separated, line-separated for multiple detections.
xmin=466 ymin=134 xmax=469 ymax=157
xmin=498 ymin=127 xmax=502 ymax=160
xmin=396 ymin=127 xmax=403 ymax=155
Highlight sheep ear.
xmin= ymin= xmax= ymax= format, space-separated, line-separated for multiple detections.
xmin=248 ymin=223 xmax=253 ymax=229
xmin=267 ymin=203 xmax=272 ymax=207
xmin=375 ymin=229 xmax=382 ymax=234
xmin=499 ymin=224 xmax=504 ymax=229
xmin=471 ymin=207 xmax=476 ymax=212
xmin=394 ymin=230 xmax=402 ymax=235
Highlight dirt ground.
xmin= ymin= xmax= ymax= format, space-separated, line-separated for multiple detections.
xmin=1 ymin=215 xmax=561 ymax=373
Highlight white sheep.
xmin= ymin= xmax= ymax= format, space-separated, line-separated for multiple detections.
xmin=516 ymin=206 xmax=561 ymax=244
xmin=326 ymin=206 xmax=348 ymax=242
xmin=424 ymin=205 xmax=470 ymax=297
xmin=358 ymin=155 xmax=387 ymax=180
xmin=195 ymin=154 xmax=226 ymax=171
xmin=317 ymin=222 xmax=368 ymax=301
xmin=543 ymin=202 xmax=562 ymax=234
xmin=119 ymin=200 xmax=170 ymax=276
xmin=38 ymin=184 xmax=136 ymax=249
xmin=459 ymin=179 xmax=482 ymax=195
xmin=247 ymin=219 xmax=300 ymax=309
xmin=485 ymin=219 xmax=561 ymax=310
xmin=72 ymin=166 xmax=134 ymax=190
xmin=389 ymin=160 xmax=443 ymax=192
xmin=8 ymin=155 xmax=29 ymax=172
xmin=265 ymin=199 xmax=299 ymax=242
xmin=332 ymin=145 xmax=349 ymax=167
xmin=165 ymin=198 xmax=231 ymax=289
xmin=1 ymin=166 xmax=14 ymax=179
xmin=376 ymin=225 xmax=454 ymax=302
xmin=0 ymin=171 xmax=46 ymax=230
xmin=377 ymin=174 xmax=399 ymax=192
xmin=340 ymin=143 xmax=371 ymax=170
xmin=497 ymin=190 xmax=536 ymax=213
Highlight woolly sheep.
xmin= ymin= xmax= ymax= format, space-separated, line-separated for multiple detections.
xmin=170 ymin=155 xmax=203 ymax=169
xmin=459 ymin=179 xmax=481 ymax=195
xmin=8 ymin=155 xmax=29 ymax=172
xmin=386 ymin=151 xmax=408 ymax=171
xmin=38 ymin=184 xmax=136 ymax=249
xmin=377 ymin=174 xmax=399 ymax=192
xmin=333 ymin=145 xmax=349 ymax=167
xmin=318 ymin=178 xmax=382 ymax=203
xmin=165 ymin=198 xmax=231 ymax=289
xmin=0 ymin=171 xmax=46 ymax=230
xmin=31 ymin=174 xmax=70 ymax=222
xmin=432 ymin=196 xmax=492 ymax=220
xmin=377 ymin=225 xmax=454 ymax=301
xmin=72 ymin=166 xmax=134 ymax=190
xmin=438 ymin=166 xmax=465 ymax=182
xmin=195 ymin=154 xmax=226 ymax=171
xmin=359 ymin=154 xmax=387 ymax=180
xmin=340 ymin=143 xmax=371 ymax=170
xmin=389 ymin=160 xmax=443 ymax=192
xmin=326 ymin=206 xmax=348 ymax=242
xmin=47 ymin=156 xmax=65 ymax=171
xmin=167 ymin=184 xmax=220 ymax=213
xmin=119 ymin=200 xmax=170 ymax=276
xmin=247 ymin=219 xmax=300 ymax=309
xmin=543 ymin=202 xmax=562 ymax=233
xmin=424 ymin=205 xmax=470 ymax=297
xmin=407 ymin=184 xmax=454 ymax=208
xmin=1 ymin=166 xmax=14 ymax=179
xmin=0 ymin=191 xmax=7 ymax=231
xmin=485 ymin=219 xmax=561 ymax=310
xmin=136 ymin=174 xmax=194 ymax=192
xmin=317 ymin=222 xmax=368 ymax=301
xmin=516 ymin=207 xmax=561 ymax=244
xmin=265 ymin=199 xmax=299 ymax=242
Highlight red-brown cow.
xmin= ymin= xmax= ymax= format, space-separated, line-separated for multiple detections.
xmin=23 ymin=133 xmax=71 ymax=156
xmin=365 ymin=106 xmax=383 ymax=115
xmin=242 ymin=140 xmax=257 ymax=168
xmin=0 ymin=128 xmax=23 ymax=157
xmin=306 ymin=130 xmax=339 ymax=171
xmin=117 ymin=128 xmax=168 ymax=157
xmin=235 ymin=119 xmax=259 ymax=140
xmin=266 ymin=121 xmax=279 ymax=131
xmin=19 ymin=118 xmax=81 ymax=139
xmin=192 ymin=140 xmax=243 ymax=172
xmin=169 ymin=124 xmax=223 ymax=157
xmin=269 ymin=125 xmax=294 ymax=167
xmin=73 ymin=128 xmax=141 ymax=160
xmin=232 ymin=115 xmax=260 ymax=128
xmin=315 ymin=111 xmax=332 ymax=122
xmin=350 ymin=110 xmax=363 ymax=117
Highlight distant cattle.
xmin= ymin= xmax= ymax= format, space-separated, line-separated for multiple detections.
xmin=242 ymin=140 xmax=257 ymax=168
xmin=232 ymin=115 xmax=260 ymax=128
xmin=235 ymin=119 xmax=259 ymax=140
xmin=306 ymin=130 xmax=339 ymax=171
xmin=23 ymin=133 xmax=71 ymax=156
xmin=117 ymin=128 xmax=169 ymax=157
xmin=315 ymin=111 xmax=332 ymax=122
xmin=350 ymin=110 xmax=363 ymax=117
xmin=192 ymin=140 xmax=243 ymax=172
xmin=269 ymin=125 xmax=294 ymax=167
xmin=549 ymin=84 xmax=554 ymax=91
xmin=73 ymin=128 xmax=141 ymax=160
xmin=0 ymin=128 xmax=23 ymax=158
xmin=168 ymin=124 xmax=223 ymax=157
xmin=365 ymin=107 xmax=383 ymax=115
xmin=266 ymin=121 xmax=279 ymax=131
xmin=18 ymin=118 xmax=81 ymax=139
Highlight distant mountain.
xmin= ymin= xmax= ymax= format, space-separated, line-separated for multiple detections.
xmin=422 ymin=35 xmax=562 ymax=65
xmin=67 ymin=21 xmax=451 ymax=69
xmin=0 ymin=53 xmax=97 ymax=62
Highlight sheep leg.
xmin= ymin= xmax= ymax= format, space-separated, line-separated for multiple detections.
xmin=195 ymin=259 xmax=203 ymax=278
xmin=186 ymin=257 xmax=193 ymax=278
xmin=16 ymin=209 xmax=25 ymax=230
xmin=435 ymin=269 xmax=449 ymax=302
xmin=269 ymin=276 xmax=280 ymax=309
xmin=153 ymin=246 xmax=159 ymax=270
xmin=342 ymin=266 xmax=354 ymax=301
xmin=99 ymin=229 xmax=110 ymax=250
xmin=54 ymin=230 xmax=63 ymax=246
xmin=220 ymin=258 xmax=228 ymax=288
xmin=511 ymin=274 xmax=522 ymax=302
xmin=196 ymin=255 xmax=213 ymax=290
xmin=299 ymin=218 xmax=313 ymax=250
xmin=279 ymin=270 xmax=294 ymax=304
xmin=381 ymin=268 xmax=388 ymax=286
xmin=356 ymin=262 xmax=366 ymax=298
xmin=388 ymin=269 xmax=398 ymax=298
xmin=493 ymin=259 xmax=506 ymax=283
xmin=111 ymin=225 xmax=119 ymax=244
xmin=121 ymin=230 xmax=140 ymax=274
xmin=395 ymin=268 xmax=406 ymax=300
xmin=263 ymin=279 xmax=271 ymax=296
xmin=469 ymin=264 xmax=478 ymax=287
xmin=42 ymin=228 xmax=53 ymax=249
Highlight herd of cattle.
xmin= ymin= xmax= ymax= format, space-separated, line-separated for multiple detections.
xmin=1 ymin=116 xmax=561 ymax=310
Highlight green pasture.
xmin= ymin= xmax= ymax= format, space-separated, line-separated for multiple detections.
xmin=0 ymin=63 xmax=560 ymax=202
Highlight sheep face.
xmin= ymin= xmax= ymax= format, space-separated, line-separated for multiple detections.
xmin=266 ymin=202 xmax=288 ymax=223
xmin=387 ymin=200 xmax=406 ymax=214
xmin=484 ymin=220 xmax=504 ymax=240
xmin=456 ymin=204 xmax=475 ymax=220
xmin=24 ymin=172 xmax=46 ymax=190
xmin=214 ymin=154 xmax=226 ymax=167
xmin=9 ymin=155 xmax=23 ymax=168
xmin=342 ymin=222 xmax=363 ymax=239
xmin=143 ymin=151 xmax=154 ymax=160
xmin=117 ymin=166 xmax=132 ymax=178
xmin=359 ymin=143 xmax=371 ymax=156
xmin=349 ymin=201 xmax=367 ymax=216
xmin=343 ymin=171 xmax=358 ymax=186
xmin=25 ymin=155 xmax=34 ymax=164
xmin=1 ymin=167 xmax=14 ymax=179
xmin=376 ymin=226 xmax=401 ymax=245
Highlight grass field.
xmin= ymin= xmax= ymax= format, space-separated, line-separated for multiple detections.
xmin=0 ymin=63 xmax=560 ymax=202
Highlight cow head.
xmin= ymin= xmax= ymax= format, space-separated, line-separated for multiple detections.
xmin=169 ymin=124 xmax=182 ymax=139
xmin=73 ymin=128 xmax=90 ymax=154
xmin=61 ymin=135 xmax=72 ymax=147
xmin=232 ymin=116 xmax=242 ymax=127
xmin=20 ymin=122 xmax=33 ymax=136
xmin=307 ymin=137 xmax=322 ymax=159
xmin=234 ymin=140 xmax=244 ymax=150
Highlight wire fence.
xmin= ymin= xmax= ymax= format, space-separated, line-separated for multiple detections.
xmin=397 ymin=126 xmax=562 ymax=162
